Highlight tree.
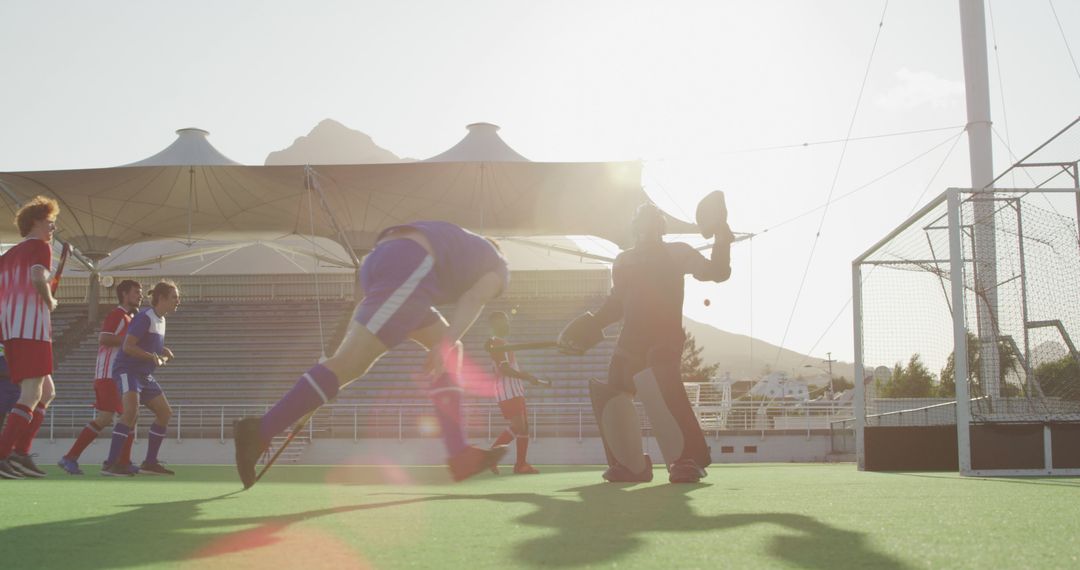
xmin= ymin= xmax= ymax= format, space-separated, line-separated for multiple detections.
xmin=881 ymin=354 xmax=936 ymax=398
xmin=809 ymin=376 xmax=852 ymax=399
xmin=939 ymin=331 xmax=1021 ymax=397
xmin=682 ymin=328 xmax=720 ymax=382
xmin=832 ymin=376 xmax=854 ymax=391
xmin=1034 ymin=355 xmax=1080 ymax=401
xmin=937 ymin=370 xmax=956 ymax=398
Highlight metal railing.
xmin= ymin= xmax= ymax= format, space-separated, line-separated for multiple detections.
xmin=54 ymin=268 xmax=612 ymax=303
xmin=829 ymin=418 xmax=855 ymax=455
xmin=44 ymin=400 xmax=854 ymax=443
xmin=56 ymin=274 xmax=356 ymax=302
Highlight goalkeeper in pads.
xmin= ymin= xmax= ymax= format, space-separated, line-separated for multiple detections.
xmin=558 ymin=195 xmax=733 ymax=483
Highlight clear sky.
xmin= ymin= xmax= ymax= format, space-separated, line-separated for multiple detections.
xmin=2 ymin=0 xmax=1078 ymax=368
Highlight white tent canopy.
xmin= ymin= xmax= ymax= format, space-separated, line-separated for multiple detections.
xmin=425 ymin=122 xmax=528 ymax=162
xmin=0 ymin=123 xmax=696 ymax=261
xmin=123 ymin=128 xmax=240 ymax=167
xmin=64 ymin=234 xmax=606 ymax=276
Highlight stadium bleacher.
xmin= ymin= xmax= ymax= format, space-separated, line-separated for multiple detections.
xmin=50 ymin=296 xmax=615 ymax=409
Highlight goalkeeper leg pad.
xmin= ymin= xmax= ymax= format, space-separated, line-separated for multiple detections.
xmin=589 ymin=378 xmax=649 ymax=476
xmin=633 ymin=346 xmax=711 ymax=469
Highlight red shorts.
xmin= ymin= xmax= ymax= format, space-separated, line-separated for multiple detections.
xmin=498 ymin=397 xmax=527 ymax=420
xmin=93 ymin=378 xmax=123 ymax=414
xmin=2 ymin=339 xmax=53 ymax=383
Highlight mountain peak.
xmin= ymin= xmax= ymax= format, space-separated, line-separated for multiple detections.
xmin=683 ymin=316 xmax=854 ymax=381
xmin=264 ymin=119 xmax=412 ymax=165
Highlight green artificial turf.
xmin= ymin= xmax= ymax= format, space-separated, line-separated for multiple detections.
xmin=1 ymin=464 xmax=1077 ymax=569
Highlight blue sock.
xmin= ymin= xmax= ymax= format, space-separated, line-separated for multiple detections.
xmin=429 ymin=373 xmax=467 ymax=456
xmin=260 ymin=364 xmax=339 ymax=443
xmin=145 ymin=423 xmax=167 ymax=464
xmin=106 ymin=423 xmax=131 ymax=465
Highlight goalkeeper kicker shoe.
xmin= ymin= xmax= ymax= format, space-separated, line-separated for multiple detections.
xmin=668 ymin=458 xmax=708 ymax=484
xmin=602 ymin=454 xmax=654 ymax=483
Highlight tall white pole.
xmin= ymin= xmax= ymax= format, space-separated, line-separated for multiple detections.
xmin=959 ymin=0 xmax=1000 ymax=399
xmin=852 ymin=263 xmax=866 ymax=470
xmin=948 ymin=189 xmax=973 ymax=474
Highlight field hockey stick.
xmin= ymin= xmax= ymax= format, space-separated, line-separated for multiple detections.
xmin=526 ymin=376 xmax=551 ymax=387
xmin=483 ymin=341 xmax=555 ymax=386
xmin=484 ymin=341 xmax=558 ymax=354
xmin=254 ymin=409 xmax=316 ymax=484
xmin=49 ymin=241 xmax=71 ymax=294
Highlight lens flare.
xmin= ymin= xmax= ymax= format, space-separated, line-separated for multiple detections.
xmin=418 ymin=415 xmax=439 ymax=436
xmin=323 ymin=455 xmax=416 ymax=486
xmin=189 ymin=526 xmax=369 ymax=569
xmin=459 ymin=353 xmax=496 ymax=398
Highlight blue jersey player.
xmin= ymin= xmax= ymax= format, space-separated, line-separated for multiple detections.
xmin=103 ymin=281 xmax=179 ymax=476
xmin=235 ymin=221 xmax=511 ymax=488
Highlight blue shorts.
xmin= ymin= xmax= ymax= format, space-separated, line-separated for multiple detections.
xmin=114 ymin=371 xmax=165 ymax=405
xmin=354 ymin=239 xmax=442 ymax=348
xmin=0 ymin=356 xmax=16 ymax=413
xmin=0 ymin=378 xmax=18 ymax=415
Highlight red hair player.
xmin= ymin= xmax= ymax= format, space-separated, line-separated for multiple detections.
xmin=0 ymin=196 xmax=61 ymax=479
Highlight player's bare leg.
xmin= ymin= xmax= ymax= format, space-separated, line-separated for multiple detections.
xmin=14 ymin=376 xmax=45 ymax=410
xmin=94 ymin=411 xmax=116 ymax=429
xmin=116 ymin=392 xmax=140 ymax=435
xmin=324 ymin=321 xmax=390 ymax=387
xmin=410 ymin=320 xmax=507 ymax=481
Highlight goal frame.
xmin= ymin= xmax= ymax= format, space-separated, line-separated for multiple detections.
xmin=853 ymin=186 xmax=1080 ymax=477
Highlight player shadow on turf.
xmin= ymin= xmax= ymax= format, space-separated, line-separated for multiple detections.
xmin=471 ymin=483 xmax=911 ymax=569
xmin=0 ymin=491 xmax=453 ymax=569
xmin=3 ymin=484 xmax=909 ymax=569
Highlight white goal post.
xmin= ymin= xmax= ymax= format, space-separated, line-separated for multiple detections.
xmin=854 ymin=185 xmax=1080 ymax=476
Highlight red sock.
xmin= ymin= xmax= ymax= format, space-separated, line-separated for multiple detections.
xmin=14 ymin=404 xmax=46 ymax=455
xmin=492 ymin=428 xmax=514 ymax=448
xmin=119 ymin=426 xmax=136 ymax=466
xmin=65 ymin=421 xmax=104 ymax=460
xmin=515 ymin=435 xmax=530 ymax=465
xmin=0 ymin=404 xmax=33 ymax=458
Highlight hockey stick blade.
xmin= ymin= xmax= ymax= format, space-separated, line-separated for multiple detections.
xmin=50 ymin=241 xmax=71 ymax=294
xmin=485 ymin=341 xmax=558 ymax=354
xmin=253 ymin=409 xmax=315 ymax=485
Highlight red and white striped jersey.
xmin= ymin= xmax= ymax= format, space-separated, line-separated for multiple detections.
xmin=489 ymin=336 xmax=526 ymax=402
xmin=95 ymin=306 xmax=133 ymax=380
xmin=0 ymin=238 xmax=53 ymax=342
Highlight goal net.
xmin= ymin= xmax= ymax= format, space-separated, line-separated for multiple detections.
xmin=854 ymin=186 xmax=1080 ymax=475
